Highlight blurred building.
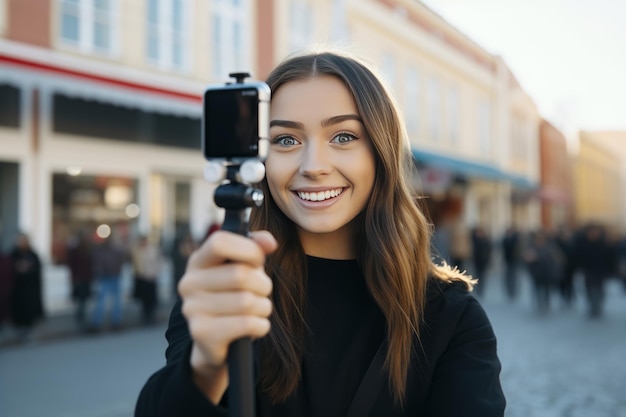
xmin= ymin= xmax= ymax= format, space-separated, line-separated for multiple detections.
xmin=574 ymin=131 xmax=626 ymax=231
xmin=1 ymin=0 xmax=540 ymax=312
xmin=538 ymin=119 xmax=574 ymax=230
xmin=312 ymin=0 xmax=541 ymax=235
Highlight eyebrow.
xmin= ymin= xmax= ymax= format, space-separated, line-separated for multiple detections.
xmin=269 ymin=114 xmax=363 ymax=130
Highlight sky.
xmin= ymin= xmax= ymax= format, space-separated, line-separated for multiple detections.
xmin=420 ymin=0 xmax=626 ymax=136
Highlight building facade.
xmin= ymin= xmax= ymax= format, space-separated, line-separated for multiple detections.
xmin=574 ymin=131 xmax=626 ymax=232
xmin=538 ymin=119 xmax=574 ymax=230
xmin=1 ymin=0 xmax=541 ymax=312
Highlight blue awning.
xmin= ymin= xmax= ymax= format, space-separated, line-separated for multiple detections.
xmin=507 ymin=173 xmax=538 ymax=190
xmin=412 ymin=148 xmax=538 ymax=189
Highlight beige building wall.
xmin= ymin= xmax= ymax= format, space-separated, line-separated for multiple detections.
xmin=576 ymin=131 xmax=626 ymax=232
xmin=574 ymin=133 xmax=623 ymax=229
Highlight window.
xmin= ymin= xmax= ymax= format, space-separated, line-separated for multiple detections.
xmin=478 ymin=98 xmax=492 ymax=152
xmin=446 ymin=85 xmax=459 ymax=144
xmin=289 ymin=0 xmax=314 ymax=53
xmin=52 ymin=94 xmax=201 ymax=150
xmin=51 ymin=173 xmax=139 ymax=264
xmin=0 ymin=85 xmax=21 ymax=128
xmin=146 ymin=0 xmax=192 ymax=71
xmin=211 ymin=0 xmax=251 ymax=79
xmin=93 ymin=0 xmax=112 ymax=50
xmin=511 ymin=117 xmax=530 ymax=159
xmin=428 ymin=75 xmax=441 ymax=141
xmin=404 ymin=65 xmax=420 ymax=137
xmin=59 ymin=0 xmax=117 ymax=55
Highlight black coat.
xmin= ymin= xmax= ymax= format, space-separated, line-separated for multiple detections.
xmin=135 ymin=278 xmax=505 ymax=417
xmin=10 ymin=248 xmax=44 ymax=327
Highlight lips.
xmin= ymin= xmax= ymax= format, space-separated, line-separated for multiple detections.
xmin=295 ymin=187 xmax=344 ymax=202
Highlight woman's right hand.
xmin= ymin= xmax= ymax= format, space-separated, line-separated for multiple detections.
xmin=177 ymin=230 xmax=277 ymax=402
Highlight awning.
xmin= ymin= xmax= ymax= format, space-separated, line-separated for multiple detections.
xmin=412 ymin=148 xmax=538 ymax=189
xmin=508 ymin=173 xmax=538 ymax=190
xmin=0 ymin=40 xmax=203 ymax=117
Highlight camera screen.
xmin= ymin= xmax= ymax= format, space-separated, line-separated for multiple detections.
xmin=203 ymin=88 xmax=260 ymax=158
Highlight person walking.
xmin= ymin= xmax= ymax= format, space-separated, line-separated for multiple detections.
xmin=9 ymin=233 xmax=44 ymax=342
xmin=136 ymin=51 xmax=505 ymax=416
xmin=89 ymin=235 xmax=128 ymax=331
xmin=471 ymin=225 xmax=492 ymax=298
xmin=501 ymin=226 xmax=521 ymax=302
xmin=449 ymin=218 xmax=471 ymax=272
xmin=555 ymin=226 xmax=577 ymax=307
xmin=0 ymin=247 xmax=15 ymax=331
xmin=574 ymin=223 xmax=610 ymax=318
xmin=170 ymin=230 xmax=196 ymax=298
xmin=66 ymin=231 xmax=94 ymax=327
xmin=616 ymin=235 xmax=626 ymax=293
xmin=132 ymin=235 xmax=163 ymax=325
xmin=522 ymin=230 xmax=563 ymax=314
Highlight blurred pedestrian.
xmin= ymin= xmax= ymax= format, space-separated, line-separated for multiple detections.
xmin=501 ymin=226 xmax=521 ymax=301
xmin=574 ymin=223 xmax=610 ymax=318
xmin=471 ymin=225 xmax=492 ymax=297
xmin=132 ymin=235 xmax=163 ymax=325
xmin=431 ymin=221 xmax=451 ymax=266
xmin=523 ymin=230 xmax=563 ymax=314
xmin=66 ymin=231 xmax=94 ymax=327
xmin=89 ymin=236 xmax=128 ymax=331
xmin=0 ymin=247 xmax=15 ymax=331
xmin=449 ymin=218 xmax=471 ymax=272
xmin=170 ymin=230 xmax=196 ymax=297
xmin=9 ymin=232 xmax=44 ymax=342
xmin=555 ymin=226 xmax=577 ymax=307
xmin=617 ymin=235 xmax=626 ymax=293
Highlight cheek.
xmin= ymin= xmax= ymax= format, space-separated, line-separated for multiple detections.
xmin=356 ymin=152 xmax=376 ymax=191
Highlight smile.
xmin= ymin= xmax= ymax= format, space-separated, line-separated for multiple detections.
xmin=296 ymin=188 xmax=344 ymax=202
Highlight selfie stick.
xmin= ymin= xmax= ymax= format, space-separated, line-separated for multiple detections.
xmin=213 ymin=163 xmax=264 ymax=417
xmin=203 ymin=72 xmax=270 ymax=417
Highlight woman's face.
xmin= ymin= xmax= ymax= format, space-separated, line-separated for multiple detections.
xmin=266 ymin=75 xmax=376 ymax=252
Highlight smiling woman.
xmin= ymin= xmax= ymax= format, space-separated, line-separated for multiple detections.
xmin=265 ymin=75 xmax=376 ymax=255
xmin=136 ymin=51 xmax=506 ymax=417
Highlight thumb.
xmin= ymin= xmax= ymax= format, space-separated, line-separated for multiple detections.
xmin=249 ymin=230 xmax=278 ymax=255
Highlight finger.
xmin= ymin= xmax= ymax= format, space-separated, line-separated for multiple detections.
xmin=182 ymin=291 xmax=273 ymax=318
xmin=188 ymin=315 xmax=272 ymax=346
xmin=179 ymin=264 xmax=273 ymax=297
xmin=189 ymin=230 xmax=274 ymax=269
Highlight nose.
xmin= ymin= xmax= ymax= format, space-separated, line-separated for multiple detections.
xmin=299 ymin=141 xmax=332 ymax=178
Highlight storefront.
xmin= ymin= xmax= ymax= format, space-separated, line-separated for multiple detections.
xmin=0 ymin=43 xmax=219 ymax=312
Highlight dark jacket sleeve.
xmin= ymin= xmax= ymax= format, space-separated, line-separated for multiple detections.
xmin=135 ymin=300 xmax=228 ymax=417
xmin=424 ymin=286 xmax=506 ymax=417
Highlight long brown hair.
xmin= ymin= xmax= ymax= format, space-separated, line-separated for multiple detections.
xmin=250 ymin=51 xmax=473 ymax=405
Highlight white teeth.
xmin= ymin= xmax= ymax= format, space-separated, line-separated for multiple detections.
xmin=297 ymin=188 xmax=343 ymax=201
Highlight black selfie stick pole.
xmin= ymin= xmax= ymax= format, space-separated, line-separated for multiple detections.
xmin=214 ymin=165 xmax=264 ymax=417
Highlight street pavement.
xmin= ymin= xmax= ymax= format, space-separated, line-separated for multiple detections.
xmin=482 ymin=273 xmax=626 ymax=417
xmin=1 ymin=271 xmax=625 ymax=417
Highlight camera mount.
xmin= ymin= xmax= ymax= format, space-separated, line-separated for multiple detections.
xmin=203 ymin=71 xmax=268 ymax=417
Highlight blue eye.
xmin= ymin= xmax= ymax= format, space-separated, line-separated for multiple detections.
xmin=331 ymin=132 xmax=357 ymax=144
xmin=272 ymin=135 xmax=300 ymax=147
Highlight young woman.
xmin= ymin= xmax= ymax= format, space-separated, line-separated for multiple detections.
xmin=136 ymin=51 xmax=506 ymax=416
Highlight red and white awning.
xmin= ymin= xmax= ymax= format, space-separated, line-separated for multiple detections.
xmin=0 ymin=39 xmax=204 ymax=117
